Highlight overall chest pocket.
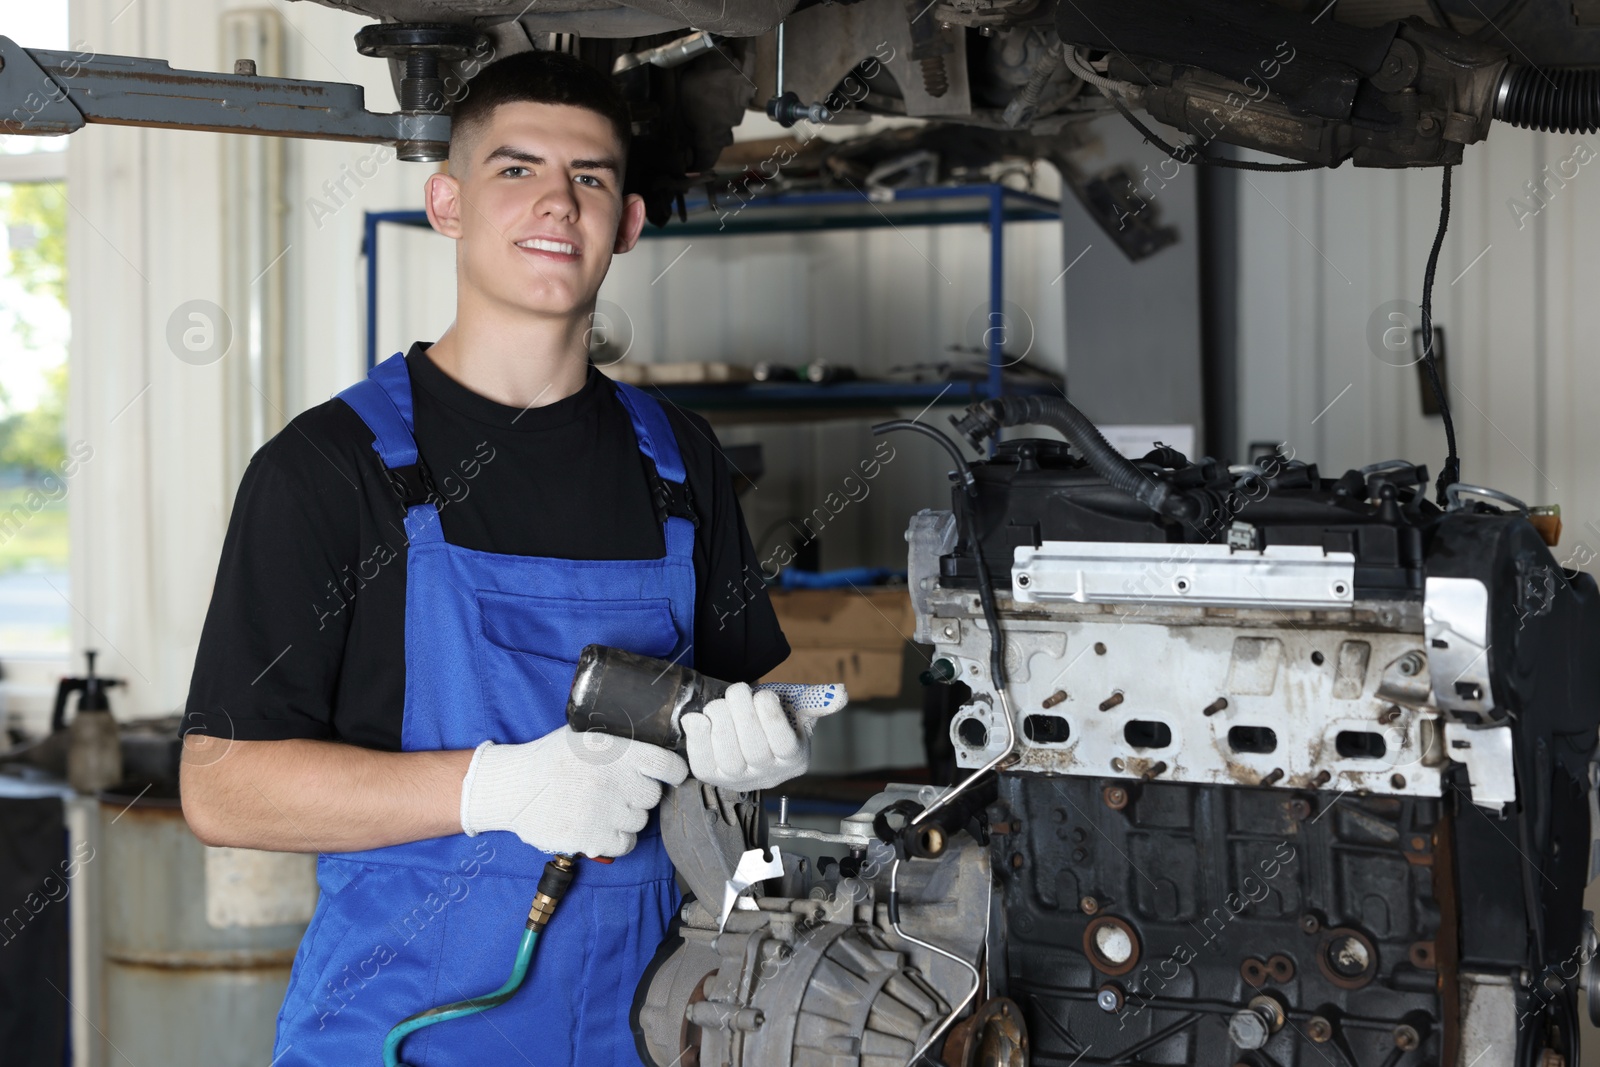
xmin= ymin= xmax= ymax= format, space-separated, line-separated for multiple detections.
xmin=469 ymin=591 xmax=682 ymax=745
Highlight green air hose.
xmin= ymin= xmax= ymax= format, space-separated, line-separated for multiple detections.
xmin=383 ymin=854 xmax=577 ymax=1067
xmin=381 ymin=929 xmax=539 ymax=1066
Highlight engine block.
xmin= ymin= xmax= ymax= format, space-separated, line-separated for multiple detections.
xmin=916 ymin=440 xmax=1600 ymax=1067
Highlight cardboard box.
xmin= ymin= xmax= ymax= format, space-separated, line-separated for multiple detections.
xmin=760 ymin=587 xmax=913 ymax=699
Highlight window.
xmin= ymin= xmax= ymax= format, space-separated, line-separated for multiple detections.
xmin=0 ymin=7 xmax=72 ymax=655
xmin=0 ymin=181 xmax=70 ymax=653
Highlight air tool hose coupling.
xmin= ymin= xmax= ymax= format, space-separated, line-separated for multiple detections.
xmin=527 ymin=853 xmax=576 ymax=932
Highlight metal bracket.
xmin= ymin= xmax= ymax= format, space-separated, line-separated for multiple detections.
xmin=1012 ymin=541 xmax=1357 ymax=610
xmin=1424 ymin=577 xmax=1496 ymax=718
xmin=769 ymin=784 xmax=946 ymax=848
xmin=1443 ymin=722 xmax=1516 ymax=811
xmin=0 ymin=36 xmax=450 ymax=159
xmin=719 ymin=847 xmax=785 ymax=932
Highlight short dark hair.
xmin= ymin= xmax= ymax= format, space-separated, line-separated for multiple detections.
xmin=448 ymin=49 xmax=631 ymax=170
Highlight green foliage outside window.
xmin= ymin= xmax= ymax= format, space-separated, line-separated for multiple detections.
xmin=0 ymin=181 xmax=69 ymax=580
xmin=0 ymin=182 xmax=67 ymax=477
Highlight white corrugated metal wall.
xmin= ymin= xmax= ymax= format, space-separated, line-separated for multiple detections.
xmin=1238 ymin=126 xmax=1598 ymax=544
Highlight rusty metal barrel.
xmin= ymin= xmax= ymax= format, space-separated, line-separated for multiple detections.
xmin=99 ymin=782 xmax=316 ymax=1065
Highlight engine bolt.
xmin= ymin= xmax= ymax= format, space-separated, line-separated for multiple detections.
xmin=1094 ymin=642 xmax=1107 ymax=655
xmin=1096 ymin=984 xmax=1124 ymax=1012
xmin=1228 ymin=1005 xmax=1274 ymax=1050
xmin=1103 ymin=785 xmax=1129 ymax=811
xmin=1043 ymin=689 xmax=1068 ymax=708
xmin=1394 ymin=1024 xmax=1420 ymax=1050
xmin=1261 ymin=768 xmax=1285 ymax=786
xmin=1228 ymin=994 xmax=1287 ymax=1050
xmin=1011 ymin=852 xmax=1025 ymax=869
xmin=1288 ymin=798 xmax=1312 ymax=820
xmin=1071 ymin=848 xmax=1087 ymax=863
xmin=1313 ymin=770 xmax=1332 ymax=787
xmin=1099 ymin=691 xmax=1125 ymax=712
xmin=1392 ymin=773 xmax=1407 ymax=789
xmin=1300 ymin=912 xmax=1321 ymax=934
xmin=1081 ymin=895 xmax=1100 ymax=915
xmin=1307 ymin=1016 xmax=1333 ymax=1043
xmin=1203 ymin=697 xmax=1229 ymax=716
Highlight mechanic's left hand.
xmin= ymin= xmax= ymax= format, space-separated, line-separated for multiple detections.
xmin=680 ymin=681 xmax=848 ymax=792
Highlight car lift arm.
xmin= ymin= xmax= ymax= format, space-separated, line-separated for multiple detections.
xmin=0 ymin=35 xmax=450 ymax=159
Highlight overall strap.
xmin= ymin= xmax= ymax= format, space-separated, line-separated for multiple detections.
xmin=335 ymin=352 xmax=442 ymax=544
xmin=338 ymin=353 xmax=418 ymax=469
xmin=611 ymin=381 xmax=697 ymax=561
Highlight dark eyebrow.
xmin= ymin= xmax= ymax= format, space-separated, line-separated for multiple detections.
xmin=480 ymin=146 xmax=618 ymax=175
xmin=482 ymin=145 xmax=544 ymax=167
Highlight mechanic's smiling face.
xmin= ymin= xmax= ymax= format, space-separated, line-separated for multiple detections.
xmin=428 ymin=101 xmax=645 ymax=325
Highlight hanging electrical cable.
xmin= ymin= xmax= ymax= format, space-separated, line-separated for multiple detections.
xmin=1419 ymin=164 xmax=1460 ymax=505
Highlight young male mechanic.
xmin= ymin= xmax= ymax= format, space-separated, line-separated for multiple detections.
xmin=179 ymin=50 xmax=844 ymax=1067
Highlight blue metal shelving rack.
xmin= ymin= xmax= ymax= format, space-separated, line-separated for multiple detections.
xmin=361 ymin=182 xmax=1062 ymax=411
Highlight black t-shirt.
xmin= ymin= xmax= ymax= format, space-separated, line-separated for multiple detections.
xmin=183 ymin=343 xmax=789 ymax=751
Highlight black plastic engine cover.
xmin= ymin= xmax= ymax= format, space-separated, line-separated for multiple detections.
xmin=940 ymin=439 xmax=1429 ymax=597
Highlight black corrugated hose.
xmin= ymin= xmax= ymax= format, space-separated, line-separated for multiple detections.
xmin=1496 ymin=66 xmax=1600 ymax=134
xmin=950 ymin=395 xmax=1203 ymax=522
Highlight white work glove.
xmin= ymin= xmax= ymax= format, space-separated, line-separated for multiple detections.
xmin=459 ymin=727 xmax=688 ymax=858
xmin=680 ymin=682 xmax=848 ymax=792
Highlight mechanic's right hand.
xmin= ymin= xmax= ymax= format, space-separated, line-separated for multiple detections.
xmin=458 ymin=727 xmax=688 ymax=858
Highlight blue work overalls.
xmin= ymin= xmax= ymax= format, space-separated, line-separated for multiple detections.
xmin=272 ymin=352 xmax=693 ymax=1067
